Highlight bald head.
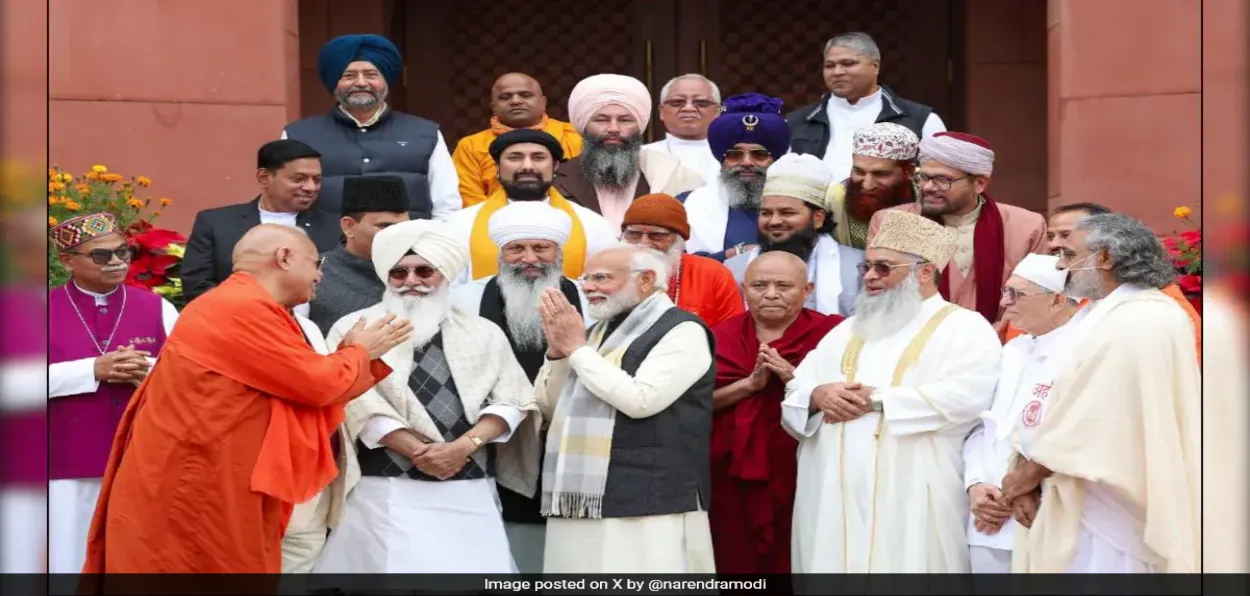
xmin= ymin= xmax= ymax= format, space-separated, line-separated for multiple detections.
xmin=231 ymin=224 xmax=322 ymax=307
xmin=743 ymin=251 xmax=812 ymax=325
xmin=491 ymin=72 xmax=547 ymax=128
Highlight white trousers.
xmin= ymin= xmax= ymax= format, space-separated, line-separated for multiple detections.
xmin=1 ymin=486 xmax=47 ymax=573
xmin=969 ymin=545 xmax=1012 ymax=574
xmin=48 ymin=478 xmax=101 ymax=574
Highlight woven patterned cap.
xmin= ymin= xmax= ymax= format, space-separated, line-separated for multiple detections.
xmin=762 ymin=153 xmax=835 ymax=211
xmin=49 ymin=212 xmax=119 ymax=251
xmin=868 ymin=210 xmax=957 ymax=269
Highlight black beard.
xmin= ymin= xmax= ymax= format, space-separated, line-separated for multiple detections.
xmin=500 ymin=178 xmax=552 ymax=201
xmin=758 ymin=224 xmax=819 ymax=263
xmin=719 ymin=166 xmax=767 ymax=210
xmin=579 ymin=132 xmax=644 ymax=189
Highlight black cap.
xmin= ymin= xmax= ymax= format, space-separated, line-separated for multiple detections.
xmin=341 ymin=176 xmax=407 ymax=216
xmin=488 ymin=129 xmax=565 ymax=164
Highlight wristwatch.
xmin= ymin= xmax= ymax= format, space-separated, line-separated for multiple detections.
xmin=870 ymin=394 xmax=884 ymax=412
xmin=464 ymin=432 xmax=484 ymax=450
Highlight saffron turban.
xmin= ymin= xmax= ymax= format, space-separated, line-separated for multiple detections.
xmin=488 ymin=201 xmax=573 ymax=248
xmin=1012 ymin=253 xmax=1068 ymax=293
xmin=488 ymin=129 xmax=565 ymax=164
xmin=918 ymin=131 xmax=995 ymax=176
xmin=762 ymin=153 xmax=835 ymax=212
xmin=621 ymin=193 xmax=690 ymax=240
xmin=370 ymin=219 xmax=468 ymax=282
xmin=707 ymin=93 xmax=790 ymax=161
xmin=567 ymin=74 xmax=652 ymax=135
xmin=853 ymin=122 xmax=920 ymax=161
xmin=868 ymin=210 xmax=958 ymax=269
xmin=317 ymin=34 xmax=403 ymax=93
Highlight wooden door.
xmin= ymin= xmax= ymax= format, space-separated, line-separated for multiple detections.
xmin=673 ymin=0 xmax=963 ymax=128
xmin=394 ymin=0 xmax=680 ymax=147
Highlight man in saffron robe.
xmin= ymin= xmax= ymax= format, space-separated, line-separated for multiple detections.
xmin=82 ymin=224 xmax=411 ymax=573
xmin=446 ymin=129 xmax=615 ymax=283
xmin=709 ymin=251 xmax=843 ymax=574
xmin=867 ymin=131 xmax=1047 ymax=334
xmin=47 ymin=213 xmax=179 ymax=574
xmin=619 ymin=193 xmax=745 ymax=328
xmin=453 ymin=73 xmax=584 ymax=207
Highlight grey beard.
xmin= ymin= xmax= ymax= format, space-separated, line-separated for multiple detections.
xmin=336 ymin=84 xmax=388 ymax=110
xmin=719 ymin=167 xmax=766 ymax=209
xmin=380 ymin=285 xmax=451 ymax=350
xmin=851 ymin=273 xmax=924 ymax=341
xmin=580 ymin=133 xmax=643 ymax=189
xmin=1063 ymin=268 xmax=1106 ymax=301
xmin=497 ymin=260 xmax=564 ymax=352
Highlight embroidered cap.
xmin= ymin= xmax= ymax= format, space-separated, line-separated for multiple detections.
xmin=49 ymin=212 xmax=121 ymax=251
xmin=868 ymin=210 xmax=957 ymax=269
xmin=852 ymin=122 xmax=920 ymax=161
xmin=762 ymin=153 xmax=836 ymax=212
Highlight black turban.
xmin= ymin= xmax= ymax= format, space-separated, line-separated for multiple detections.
xmin=341 ymin=176 xmax=408 ymax=217
xmin=317 ymin=34 xmax=403 ymax=93
xmin=488 ymin=129 xmax=565 ymax=164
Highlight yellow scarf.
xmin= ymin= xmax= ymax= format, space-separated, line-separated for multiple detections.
xmin=490 ymin=114 xmax=550 ymax=136
xmin=469 ymin=188 xmax=588 ymax=280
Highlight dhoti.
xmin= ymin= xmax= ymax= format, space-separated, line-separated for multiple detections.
xmin=48 ymin=478 xmax=101 ymax=573
xmin=543 ymin=510 xmax=715 ymax=573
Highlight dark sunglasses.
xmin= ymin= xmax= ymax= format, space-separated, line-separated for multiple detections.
xmin=856 ymin=261 xmax=918 ymax=277
xmin=388 ymin=265 xmax=438 ymax=281
xmin=68 ymin=245 xmax=134 ymax=265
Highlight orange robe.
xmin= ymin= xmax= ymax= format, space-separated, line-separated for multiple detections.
xmin=81 ymin=273 xmax=391 ymax=574
xmin=1003 ymin=283 xmax=1202 ymax=361
xmin=672 ymin=253 xmax=746 ymax=328
xmin=452 ymin=115 xmax=583 ymax=207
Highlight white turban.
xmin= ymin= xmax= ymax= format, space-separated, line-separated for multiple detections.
xmin=762 ymin=153 xmax=836 ymax=211
xmin=488 ymin=201 xmax=573 ymax=248
xmin=918 ymin=131 xmax=995 ymax=176
xmin=567 ymin=74 xmax=652 ymax=135
xmin=1012 ymin=253 xmax=1068 ymax=293
xmin=370 ymin=219 xmax=468 ymax=282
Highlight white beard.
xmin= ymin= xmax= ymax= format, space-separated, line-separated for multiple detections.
xmin=497 ymin=263 xmax=564 ymax=352
xmin=587 ymin=283 xmax=641 ymax=321
xmin=380 ymin=284 xmax=452 ymax=350
xmin=852 ymin=273 xmax=924 ymax=341
xmin=665 ymin=239 xmax=685 ymax=275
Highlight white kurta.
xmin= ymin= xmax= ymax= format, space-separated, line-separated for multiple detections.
xmin=47 ymin=285 xmax=178 ymax=575
xmin=533 ymin=310 xmax=716 ymax=573
xmin=962 ymin=309 xmax=1088 ymax=572
xmin=782 ymin=295 xmax=1000 ymax=574
xmin=819 ymin=90 xmax=946 ymax=181
xmin=1 ymin=355 xmax=47 ymax=573
xmin=642 ymin=134 xmax=721 ymax=187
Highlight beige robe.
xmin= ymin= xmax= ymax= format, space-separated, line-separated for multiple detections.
xmin=1011 ymin=287 xmax=1201 ymax=573
xmin=1199 ymin=288 xmax=1247 ymax=572
xmin=867 ymin=200 xmax=1047 ymax=324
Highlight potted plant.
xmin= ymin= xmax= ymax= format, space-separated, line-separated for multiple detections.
xmin=1163 ymin=205 xmax=1201 ymax=315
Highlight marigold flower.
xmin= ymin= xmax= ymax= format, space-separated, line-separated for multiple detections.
xmin=100 ymin=173 xmax=123 ymax=183
xmin=85 ymin=171 xmax=99 ymax=181
xmin=47 ymin=196 xmax=58 ymax=206
xmin=126 ymin=198 xmax=144 ymax=208
xmin=48 ymin=216 xmax=58 ymax=226
xmin=1173 ymin=206 xmax=1192 ymax=219
xmin=65 ymin=200 xmax=81 ymax=211
xmin=48 ymin=181 xmax=66 ymax=192
xmin=58 ymin=173 xmax=73 ymax=184
xmin=159 ymin=197 xmax=171 ymax=207
xmin=136 ymin=176 xmax=152 ymax=187
xmin=91 ymin=165 xmax=108 ymax=173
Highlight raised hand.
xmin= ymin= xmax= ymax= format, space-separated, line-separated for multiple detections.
xmin=759 ymin=346 xmax=796 ymax=383
xmin=539 ymin=288 xmax=586 ymax=359
xmin=341 ymin=314 xmax=414 ymax=359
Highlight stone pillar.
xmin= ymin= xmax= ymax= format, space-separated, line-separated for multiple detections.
xmin=1047 ymin=0 xmax=1201 ymax=231
xmin=49 ymin=0 xmax=301 ymax=234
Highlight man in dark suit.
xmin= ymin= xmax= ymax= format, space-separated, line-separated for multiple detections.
xmin=181 ymin=140 xmax=343 ymax=307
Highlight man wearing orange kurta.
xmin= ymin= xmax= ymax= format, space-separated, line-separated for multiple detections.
xmin=868 ymin=132 xmax=1047 ymax=336
xmin=82 ymin=225 xmax=411 ymax=574
xmin=1003 ymin=202 xmax=1202 ymax=360
xmin=453 ymin=73 xmax=583 ymax=207
xmin=620 ymin=193 xmax=745 ymax=328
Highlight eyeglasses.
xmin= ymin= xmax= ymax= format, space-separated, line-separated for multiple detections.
xmin=913 ymin=173 xmax=973 ymax=191
xmin=577 ymin=269 xmax=647 ymax=285
xmin=856 ymin=261 xmax=919 ymax=277
xmin=622 ymin=229 xmax=674 ymax=243
xmin=662 ymin=98 xmax=719 ymax=111
xmin=66 ymin=245 xmax=134 ymax=265
xmin=1001 ymin=286 xmax=1050 ymax=302
xmin=388 ymin=264 xmax=438 ymax=281
xmin=724 ymin=149 xmax=772 ymax=165
xmin=315 ymin=255 xmax=326 ymax=270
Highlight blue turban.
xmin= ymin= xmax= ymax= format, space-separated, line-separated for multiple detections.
xmin=317 ymin=34 xmax=403 ymax=93
xmin=707 ymin=93 xmax=790 ymax=162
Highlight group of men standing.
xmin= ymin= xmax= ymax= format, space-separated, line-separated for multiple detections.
xmin=45 ymin=27 xmax=1201 ymax=579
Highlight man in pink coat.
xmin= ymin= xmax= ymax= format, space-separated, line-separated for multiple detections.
xmin=868 ymin=131 xmax=1046 ymax=335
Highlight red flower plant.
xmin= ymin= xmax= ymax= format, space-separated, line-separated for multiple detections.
xmin=125 ymin=228 xmax=186 ymax=291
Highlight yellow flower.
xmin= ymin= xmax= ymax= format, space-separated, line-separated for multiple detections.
xmin=48 ymin=181 xmax=66 ymax=192
xmin=85 ymin=171 xmax=99 ymax=181
xmin=100 ymin=173 xmax=123 ymax=183
xmin=135 ymin=176 xmax=152 ymax=187
xmin=159 ymin=197 xmax=172 ymax=207
xmin=1173 ymin=206 xmax=1192 ymax=219
xmin=48 ymin=216 xmax=58 ymax=226
xmin=164 ymin=243 xmax=185 ymax=258
xmin=47 ymin=196 xmax=58 ymax=206
xmin=65 ymin=200 xmax=81 ymax=211
xmin=91 ymin=165 xmax=108 ymax=173
xmin=48 ymin=168 xmax=57 ymax=179
xmin=58 ymin=173 xmax=73 ymax=184
xmin=74 ymin=184 xmax=92 ymax=196
xmin=126 ymin=198 xmax=144 ymax=209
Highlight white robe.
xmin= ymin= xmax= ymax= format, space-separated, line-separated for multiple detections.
xmin=962 ymin=309 xmax=1088 ymax=572
xmin=47 ymin=288 xmax=178 ymax=575
xmin=782 ymin=295 xmax=1000 ymax=574
xmin=642 ymin=134 xmax=721 ymax=187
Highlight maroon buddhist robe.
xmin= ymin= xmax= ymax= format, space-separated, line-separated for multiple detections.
xmin=709 ymin=308 xmax=843 ymax=573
